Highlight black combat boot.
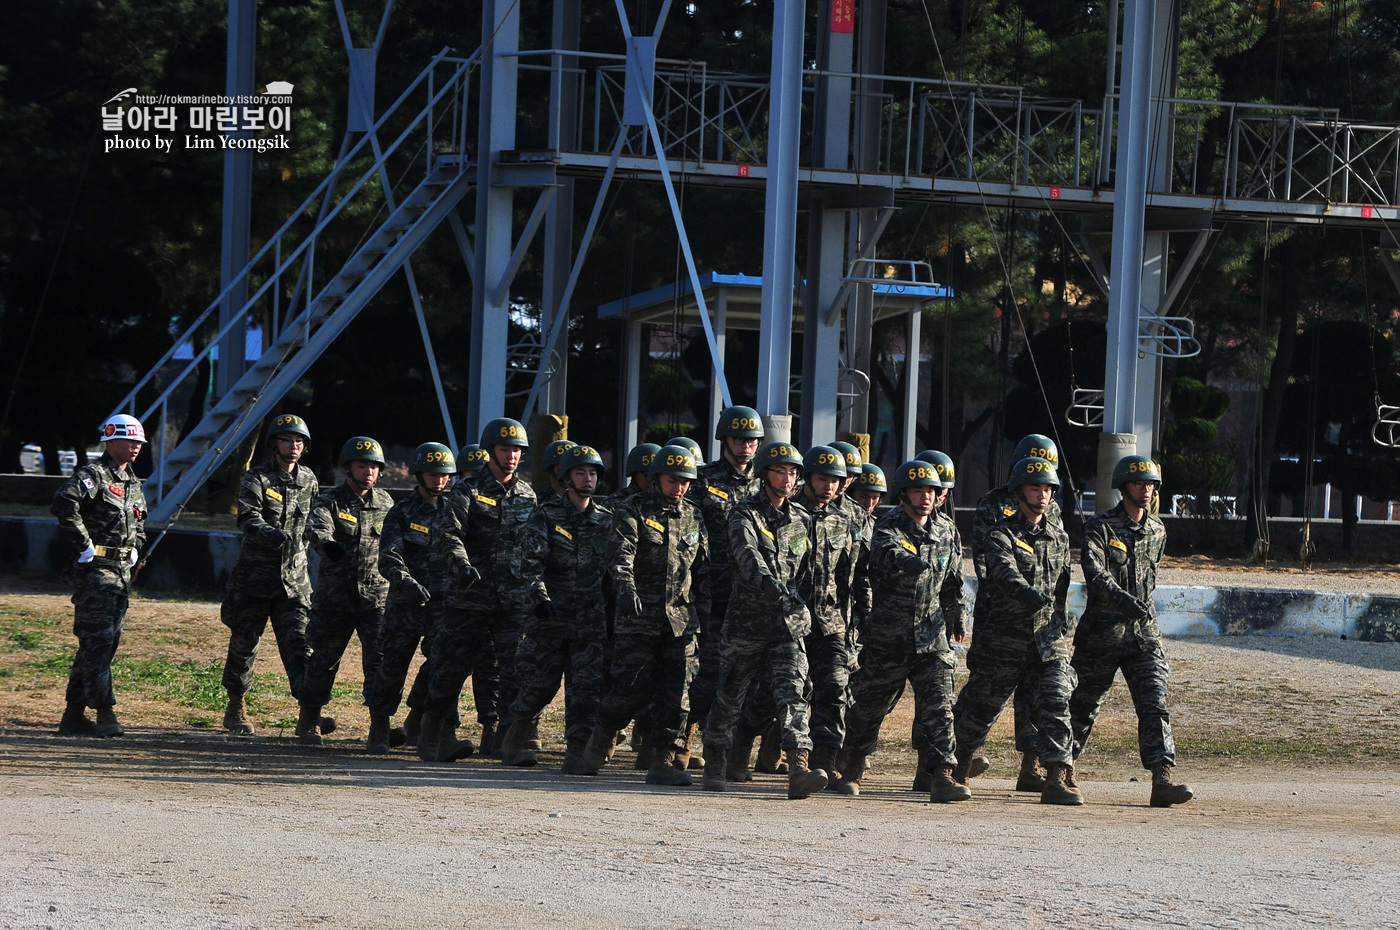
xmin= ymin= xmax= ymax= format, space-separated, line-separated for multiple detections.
xmin=501 ymin=717 xmax=539 ymax=767
xmin=835 ymin=753 xmax=867 ymax=796
xmin=320 ymin=715 xmax=337 ymax=736
xmin=702 ymin=743 xmax=728 ymax=792
xmin=95 ymin=707 xmax=125 ymax=739
xmin=560 ymin=740 xmax=590 ymax=775
xmin=1016 ymin=750 xmax=1047 ymax=792
xmin=1149 ymin=762 xmax=1194 ymax=807
xmin=58 ymin=702 xmax=97 ymax=736
xmin=1040 ymin=762 xmax=1085 ymax=806
xmin=645 ymin=750 xmax=693 ymax=787
xmin=416 ymin=713 xmax=444 ymax=762
xmin=576 ymin=726 xmax=617 ymax=775
xmin=295 ymin=704 xmax=323 ymax=746
xmin=366 ymin=714 xmax=392 ymax=755
xmin=727 ymin=725 xmax=758 ymax=783
xmin=223 ymin=693 xmax=254 ymax=735
xmin=787 ymin=749 xmax=829 ymax=800
xmin=437 ymin=723 xmax=476 ymax=762
xmin=928 ymin=765 xmax=972 ymax=803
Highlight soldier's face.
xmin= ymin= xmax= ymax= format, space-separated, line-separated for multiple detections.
xmin=1020 ymin=483 xmax=1054 ymax=515
xmin=567 ymin=465 xmax=599 ymax=496
xmin=417 ymin=472 xmax=451 ymax=497
xmin=657 ymin=474 xmax=690 ymax=501
xmin=851 ymin=488 xmax=882 ymax=514
xmin=764 ymin=464 xmax=800 ymax=498
xmin=935 ymin=487 xmax=950 ymax=506
xmin=106 ymin=439 xmax=143 ymax=466
xmin=724 ymin=436 xmax=760 ymax=464
xmin=274 ymin=434 xmax=304 ymax=463
xmin=1123 ymin=479 xmax=1156 ymax=509
xmin=807 ymin=473 xmax=841 ymax=504
xmin=902 ymin=486 xmax=936 ymax=517
xmin=491 ymin=444 xmax=523 ymax=475
xmin=633 ymin=472 xmax=652 ymax=491
xmin=348 ymin=461 xmax=380 ymax=488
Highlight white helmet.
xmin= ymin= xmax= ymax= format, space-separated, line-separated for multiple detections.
xmin=100 ymin=414 xmax=146 ymax=443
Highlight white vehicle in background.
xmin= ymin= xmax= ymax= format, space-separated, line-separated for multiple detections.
xmin=18 ymin=445 xmax=80 ymax=476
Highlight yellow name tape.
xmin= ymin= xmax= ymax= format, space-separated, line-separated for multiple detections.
xmin=899 ymin=539 xmax=918 ymax=554
xmin=1015 ymin=538 xmax=1035 ymax=553
xmin=1109 ymin=538 xmax=1127 ymax=552
xmin=1002 ymin=507 xmax=1016 ymax=517
xmin=707 ymin=486 xmax=729 ymax=500
xmin=409 ymin=523 xmax=430 ymax=534
xmin=265 ymin=488 xmax=283 ymax=502
xmin=554 ymin=525 xmax=573 ymax=540
xmin=645 ymin=517 xmax=666 ymax=533
xmin=337 ymin=511 xmax=358 ymax=523
xmin=476 ymin=494 xmax=498 ymax=507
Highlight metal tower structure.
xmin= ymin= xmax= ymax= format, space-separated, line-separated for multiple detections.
xmin=112 ymin=0 xmax=1400 ymax=524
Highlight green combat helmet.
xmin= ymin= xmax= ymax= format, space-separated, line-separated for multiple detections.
xmin=412 ymin=442 xmax=456 ymax=474
xmin=1012 ymin=433 xmax=1058 ymax=467
xmin=266 ymin=413 xmax=310 ymax=446
xmin=650 ymin=444 xmax=699 ymax=480
xmin=890 ymin=459 xmax=944 ymax=494
xmin=666 ymin=436 xmax=705 ymax=464
xmin=756 ymin=441 xmax=804 ymax=473
xmin=1112 ymin=454 xmax=1161 ymax=488
xmin=803 ymin=445 xmax=848 ymax=479
xmin=856 ymin=462 xmax=888 ymax=494
xmin=715 ymin=405 xmax=765 ymax=439
xmin=1009 ymin=456 xmax=1060 ymax=489
xmin=916 ymin=449 xmax=956 ymax=488
xmin=559 ymin=443 xmax=605 ymax=474
xmin=543 ymin=439 xmax=578 ymax=474
xmin=457 ymin=443 xmax=489 ymax=475
xmin=625 ymin=442 xmax=662 ymax=476
xmin=481 ymin=418 xmax=529 ymax=448
xmin=339 ymin=436 xmax=386 ymax=466
xmin=828 ymin=440 xmax=863 ymax=477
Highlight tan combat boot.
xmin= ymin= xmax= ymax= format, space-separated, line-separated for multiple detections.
xmin=756 ymin=722 xmax=786 ymax=774
xmin=645 ymin=750 xmax=693 ymax=787
xmin=1149 ymin=762 xmax=1194 ymax=807
xmin=437 ymin=723 xmax=476 ymax=762
xmin=500 ymin=717 xmax=539 ymax=767
xmin=928 ymin=764 xmax=972 ymax=803
xmin=295 ymin=704 xmax=323 ymax=746
xmin=727 ymin=725 xmax=758 ymax=783
xmin=835 ymin=753 xmax=867 ymax=796
xmin=809 ymin=745 xmax=839 ymax=783
xmin=1040 ymin=761 xmax=1085 ymax=806
xmin=1016 ymin=750 xmax=1047 ymax=792
xmin=366 ymin=714 xmax=392 ymax=755
xmin=475 ymin=718 xmax=495 ymax=757
xmin=702 ymin=743 xmax=728 ymax=792
xmin=223 ymin=693 xmax=254 ymax=735
xmin=912 ymin=749 xmax=932 ymax=791
xmin=560 ymin=739 xmax=590 ymax=775
xmin=576 ymin=725 xmax=617 ymax=775
xmin=787 ymin=749 xmax=829 ymax=800
xmin=58 ymin=702 xmax=97 ymax=736
xmin=95 ymin=707 xmax=125 ymax=739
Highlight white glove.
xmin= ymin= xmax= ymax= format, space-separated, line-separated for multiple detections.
xmin=78 ymin=542 xmax=96 ymax=564
xmin=127 ymin=549 xmax=140 ymax=567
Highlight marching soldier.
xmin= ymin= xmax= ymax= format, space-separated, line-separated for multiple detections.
xmin=51 ymin=413 xmax=147 ymax=737
xmin=606 ymin=442 xmax=661 ymax=508
xmin=220 ymin=414 xmax=318 ymax=736
xmin=297 ymin=437 xmax=393 ymax=746
xmin=1071 ymin=455 xmax=1193 ymax=807
xmin=537 ymin=439 xmax=578 ymax=504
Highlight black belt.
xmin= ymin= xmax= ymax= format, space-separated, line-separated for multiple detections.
xmin=92 ymin=545 xmax=133 ymax=560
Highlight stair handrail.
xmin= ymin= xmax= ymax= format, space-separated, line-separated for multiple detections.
xmin=110 ymin=47 xmax=478 ymax=425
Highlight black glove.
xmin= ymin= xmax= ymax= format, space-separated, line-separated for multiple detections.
xmin=261 ymin=525 xmax=288 ymax=547
xmin=948 ymin=615 xmax=967 ymax=642
xmin=534 ymin=600 xmax=557 ymax=622
xmin=455 ymin=563 xmax=482 ymax=587
xmin=1020 ymin=587 xmax=1053 ymax=612
xmin=321 ymin=539 xmax=347 ymax=562
xmin=620 ymin=592 xmax=643 ymax=618
xmin=402 ymin=579 xmax=431 ymax=607
xmin=901 ymin=555 xmax=931 ymax=576
xmin=1121 ymin=594 xmax=1152 ymax=620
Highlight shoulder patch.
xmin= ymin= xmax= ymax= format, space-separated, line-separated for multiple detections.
xmin=1108 ymin=538 xmax=1128 ymax=552
xmin=1015 ymin=538 xmax=1035 ymax=554
xmin=337 ymin=511 xmax=358 ymax=523
xmin=554 ymin=525 xmax=573 ymax=540
xmin=707 ymin=486 xmax=729 ymax=501
xmin=81 ymin=477 xmax=95 ymax=491
xmin=409 ymin=522 xmax=430 ymax=534
xmin=644 ymin=517 xmax=666 ymax=533
xmin=476 ymin=494 xmax=498 ymax=507
xmin=265 ymin=488 xmax=284 ymax=502
xmin=899 ymin=539 xmax=918 ymax=554
xmin=1002 ymin=507 xmax=1016 ymax=517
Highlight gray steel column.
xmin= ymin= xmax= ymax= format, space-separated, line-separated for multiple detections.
xmin=902 ymin=309 xmax=922 ymax=463
xmin=755 ymin=0 xmax=806 ymax=442
xmin=620 ymin=318 xmax=643 ymax=460
xmin=847 ymin=0 xmax=888 ymax=435
xmin=468 ymin=0 xmax=520 ymax=439
xmin=543 ymin=0 xmax=580 ymax=416
xmin=217 ymin=0 xmax=255 ymax=398
xmin=1098 ymin=0 xmax=1155 ymax=509
xmin=706 ymin=291 xmax=728 ymax=462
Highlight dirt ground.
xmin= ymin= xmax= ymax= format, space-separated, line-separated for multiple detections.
xmin=3 ymin=584 xmax=1400 ymax=927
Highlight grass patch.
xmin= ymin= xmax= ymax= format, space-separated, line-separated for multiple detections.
xmin=112 ymin=657 xmax=229 ymax=710
xmin=6 ymin=631 xmax=43 ymax=650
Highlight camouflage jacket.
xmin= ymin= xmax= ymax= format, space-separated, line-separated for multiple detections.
xmin=850 ymin=510 xmax=877 ymax=626
xmin=793 ymin=489 xmax=852 ymax=637
xmin=608 ymin=487 xmax=711 ymax=638
xmin=971 ymin=485 xmax=1063 ymax=582
xmin=982 ymin=509 xmax=1073 ymax=660
xmin=865 ymin=507 xmax=965 ymax=654
xmin=444 ymin=469 xmax=537 ymax=611
xmin=304 ymin=483 xmax=393 ymax=611
xmin=1080 ymin=502 xmax=1166 ymax=649
xmin=521 ymin=495 xmax=613 ymax=641
xmin=726 ymin=491 xmax=812 ymax=641
xmin=687 ymin=457 xmax=761 ymax=604
xmin=378 ymin=491 xmax=466 ymax=606
xmin=229 ymin=460 xmax=318 ymax=600
xmin=603 ymin=483 xmax=646 ymax=511
xmin=51 ymin=454 xmax=147 ymax=588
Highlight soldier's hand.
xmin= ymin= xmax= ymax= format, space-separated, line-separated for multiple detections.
xmin=901 ymin=555 xmax=931 ymax=575
xmin=1021 ymin=588 xmax=1053 ymax=612
xmin=949 ymin=616 xmax=967 ymax=643
xmin=403 ymin=579 xmax=431 ymax=607
xmin=779 ymin=591 xmax=806 ymax=617
xmin=621 ymin=592 xmax=643 ymax=618
xmin=534 ymin=600 xmax=557 ymax=622
xmin=321 ymin=539 xmax=347 ymax=562
xmin=261 ymin=526 xmax=288 ymax=547
xmin=456 ymin=563 xmax=482 ymax=587
xmin=1123 ymin=595 xmax=1152 ymax=620
xmin=77 ymin=541 xmax=96 ymax=564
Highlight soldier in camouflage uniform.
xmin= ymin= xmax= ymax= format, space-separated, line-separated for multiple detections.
xmin=1071 ymin=455 xmax=1193 ymax=807
xmin=426 ymin=418 xmax=537 ymax=758
xmin=220 ymin=414 xmax=318 ymax=736
xmin=578 ymin=445 xmax=710 ymax=787
xmin=953 ymin=456 xmax=1082 ymax=805
xmin=702 ymin=441 xmax=828 ymax=800
xmin=296 ymin=436 xmax=393 ymax=746
xmin=606 ymin=442 xmax=660 ymax=509
xmin=501 ymin=444 xmax=613 ymax=774
xmin=51 ymin=414 xmax=148 ymax=738
xmin=836 ymin=460 xmax=970 ymax=802
xmin=685 ymin=408 xmax=763 ymax=769
xmin=536 ymin=439 xmax=578 ymax=504
xmin=367 ymin=443 xmax=477 ymax=758
xmin=964 ymin=433 xmax=1063 ymax=791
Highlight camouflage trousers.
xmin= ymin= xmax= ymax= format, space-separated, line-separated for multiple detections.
xmin=406 ymin=633 xmax=496 ymax=726
xmin=594 ymin=629 xmax=696 ymax=754
xmin=367 ymin=602 xmax=446 ymax=720
xmin=511 ymin=632 xmax=607 ymax=744
xmin=300 ymin=607 xmax=383 ymax=708
xmin=704 ymin=633 xmax=812 ymax=752
xmin=683 ymin=597 xmax=727 ymax=736
xmin=66 ymin=565 xmax=129 ymax=709
xmin=1070 ymin=625 xmax=1176 ymax=768
xmin=843 ymin=637 xmax=957 ymax=765
xmin=739 ymin=630 xmax=850 ymax=750
xmin=220 ymin=589 xmax=311 ymax=699
xmin=426 ymin=607 xmax=527 ymax=726
xmin=953 ymin=630 xmax=1077 ymax=765
xmin=971 ymin=594 xmax=1040 ymax=753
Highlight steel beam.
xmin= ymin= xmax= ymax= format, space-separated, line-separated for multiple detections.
xmin=542 ymin=0 xmax=581 ymax=417
xmin=218 ymin=0 xmax=255 ymax=399
xmin=902 ymin=309 xmax=921 ymax=463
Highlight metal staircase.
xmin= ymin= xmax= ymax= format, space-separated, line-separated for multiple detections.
xmin=111 ymin=49 xmax=480 ymax=524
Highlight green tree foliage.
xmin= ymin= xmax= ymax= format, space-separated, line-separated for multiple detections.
xmin=1161 ymin=375 xmax=1235 ymax=505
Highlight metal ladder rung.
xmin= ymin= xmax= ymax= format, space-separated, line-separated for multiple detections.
xmin=1066 ymin=385 xmax=1105 ymax=428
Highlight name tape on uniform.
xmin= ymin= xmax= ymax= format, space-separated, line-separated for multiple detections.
xmin=476 ymin=494 xmax=498 ymax=507
xmin=554 ymin=525 xmax=573 ymax=540
xmin=1109 ymin=538 xmax=1128 ymax=552
xmin=645 ymin=517 xmax=666 ymax=533
xmin=899 ymin=539 xmax=918 ymax=554
xmin=409 ymin=522 xmax=430 ymax=534
xmin=1015 ymin=538 xmax=1035 ymax=553
xmin=266 ymin=488 xmax=284 ymax=502
xmin=707 ymin=487 xmax=729 ymax=500
xmin=337 ymin=511 xmax=358 ymax=523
